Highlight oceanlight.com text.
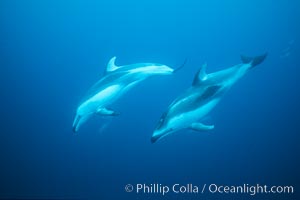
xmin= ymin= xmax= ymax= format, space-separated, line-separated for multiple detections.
xmin=208 ymin=183 xmax=294 ymax=195
xmin=125 ymin=183 xmax=294 ymax=196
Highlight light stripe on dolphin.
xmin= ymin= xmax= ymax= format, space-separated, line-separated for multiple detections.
xmin=73 ymin=56 xmax=176 ymax=132
xmin=151 ymin=53 xmax=267 ymax=143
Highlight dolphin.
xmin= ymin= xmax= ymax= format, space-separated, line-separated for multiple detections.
xmin=73 ymin=56 xmax=176 ymax=132
xmin=151 ymin=53 xmax=267 ymax=143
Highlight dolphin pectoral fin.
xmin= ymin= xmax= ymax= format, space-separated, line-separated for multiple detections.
xmin=190 ymin=123 xmax=214 ymax=132
xmin=96 ymin=107 xmax=119 ymax=116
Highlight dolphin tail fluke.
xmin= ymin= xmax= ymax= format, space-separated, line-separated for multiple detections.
xmin=241 ymin=53 xmax=267 ymax=68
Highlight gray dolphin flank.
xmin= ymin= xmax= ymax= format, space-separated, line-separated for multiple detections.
xmin=73 ymin=56 xmax=175 ymax=132
xmin=151 ymin=53 xmax=267 ymax=143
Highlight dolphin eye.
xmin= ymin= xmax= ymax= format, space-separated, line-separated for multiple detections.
xmin=156 ymin=112 xmax=167 ymax=129
xmin=156 ymin=118 xmax=165 ymax=129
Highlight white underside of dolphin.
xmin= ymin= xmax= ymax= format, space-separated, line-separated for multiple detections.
xmin=73 ymin=56 xmax=175 ymax=132
xmin=151 ymin=53 xmax=267 ymax=143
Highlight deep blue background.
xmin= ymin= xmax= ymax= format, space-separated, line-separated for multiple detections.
xmin=0 ymin=0 xmax=299 ymax=199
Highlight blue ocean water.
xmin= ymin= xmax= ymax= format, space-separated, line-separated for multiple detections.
xmin=0 ymin=0 xmax=299 ymax=199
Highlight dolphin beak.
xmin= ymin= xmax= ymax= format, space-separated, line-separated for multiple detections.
xmin=151 ymin=128 xmax=173 ymax=143
xmin=72 ymin=115 xmax=81 ymax=132
xmin=151 ymin=128 xmax=164 ymax=143
xmin=168 ymin=67 xmax=175 ymax=73
xmin=151 ymin=134 xmax=162 ymax=143
xmin=72 ymin=114 xmax=91 ymax=133
xmin=161 ymin=65 xmax=174 ymax=74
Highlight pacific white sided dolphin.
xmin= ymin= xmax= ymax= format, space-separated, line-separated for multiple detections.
xmin=151 ymin=54 xmax=267 ymax=143
xmin=73 ymin=56 xmax=177 ymax=132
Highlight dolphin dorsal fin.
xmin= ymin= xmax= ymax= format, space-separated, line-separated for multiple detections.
xmin=106 ymin=56 xmax=119 ymax=72
xmin=192 ymin=63 xmax=207 ymax=86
